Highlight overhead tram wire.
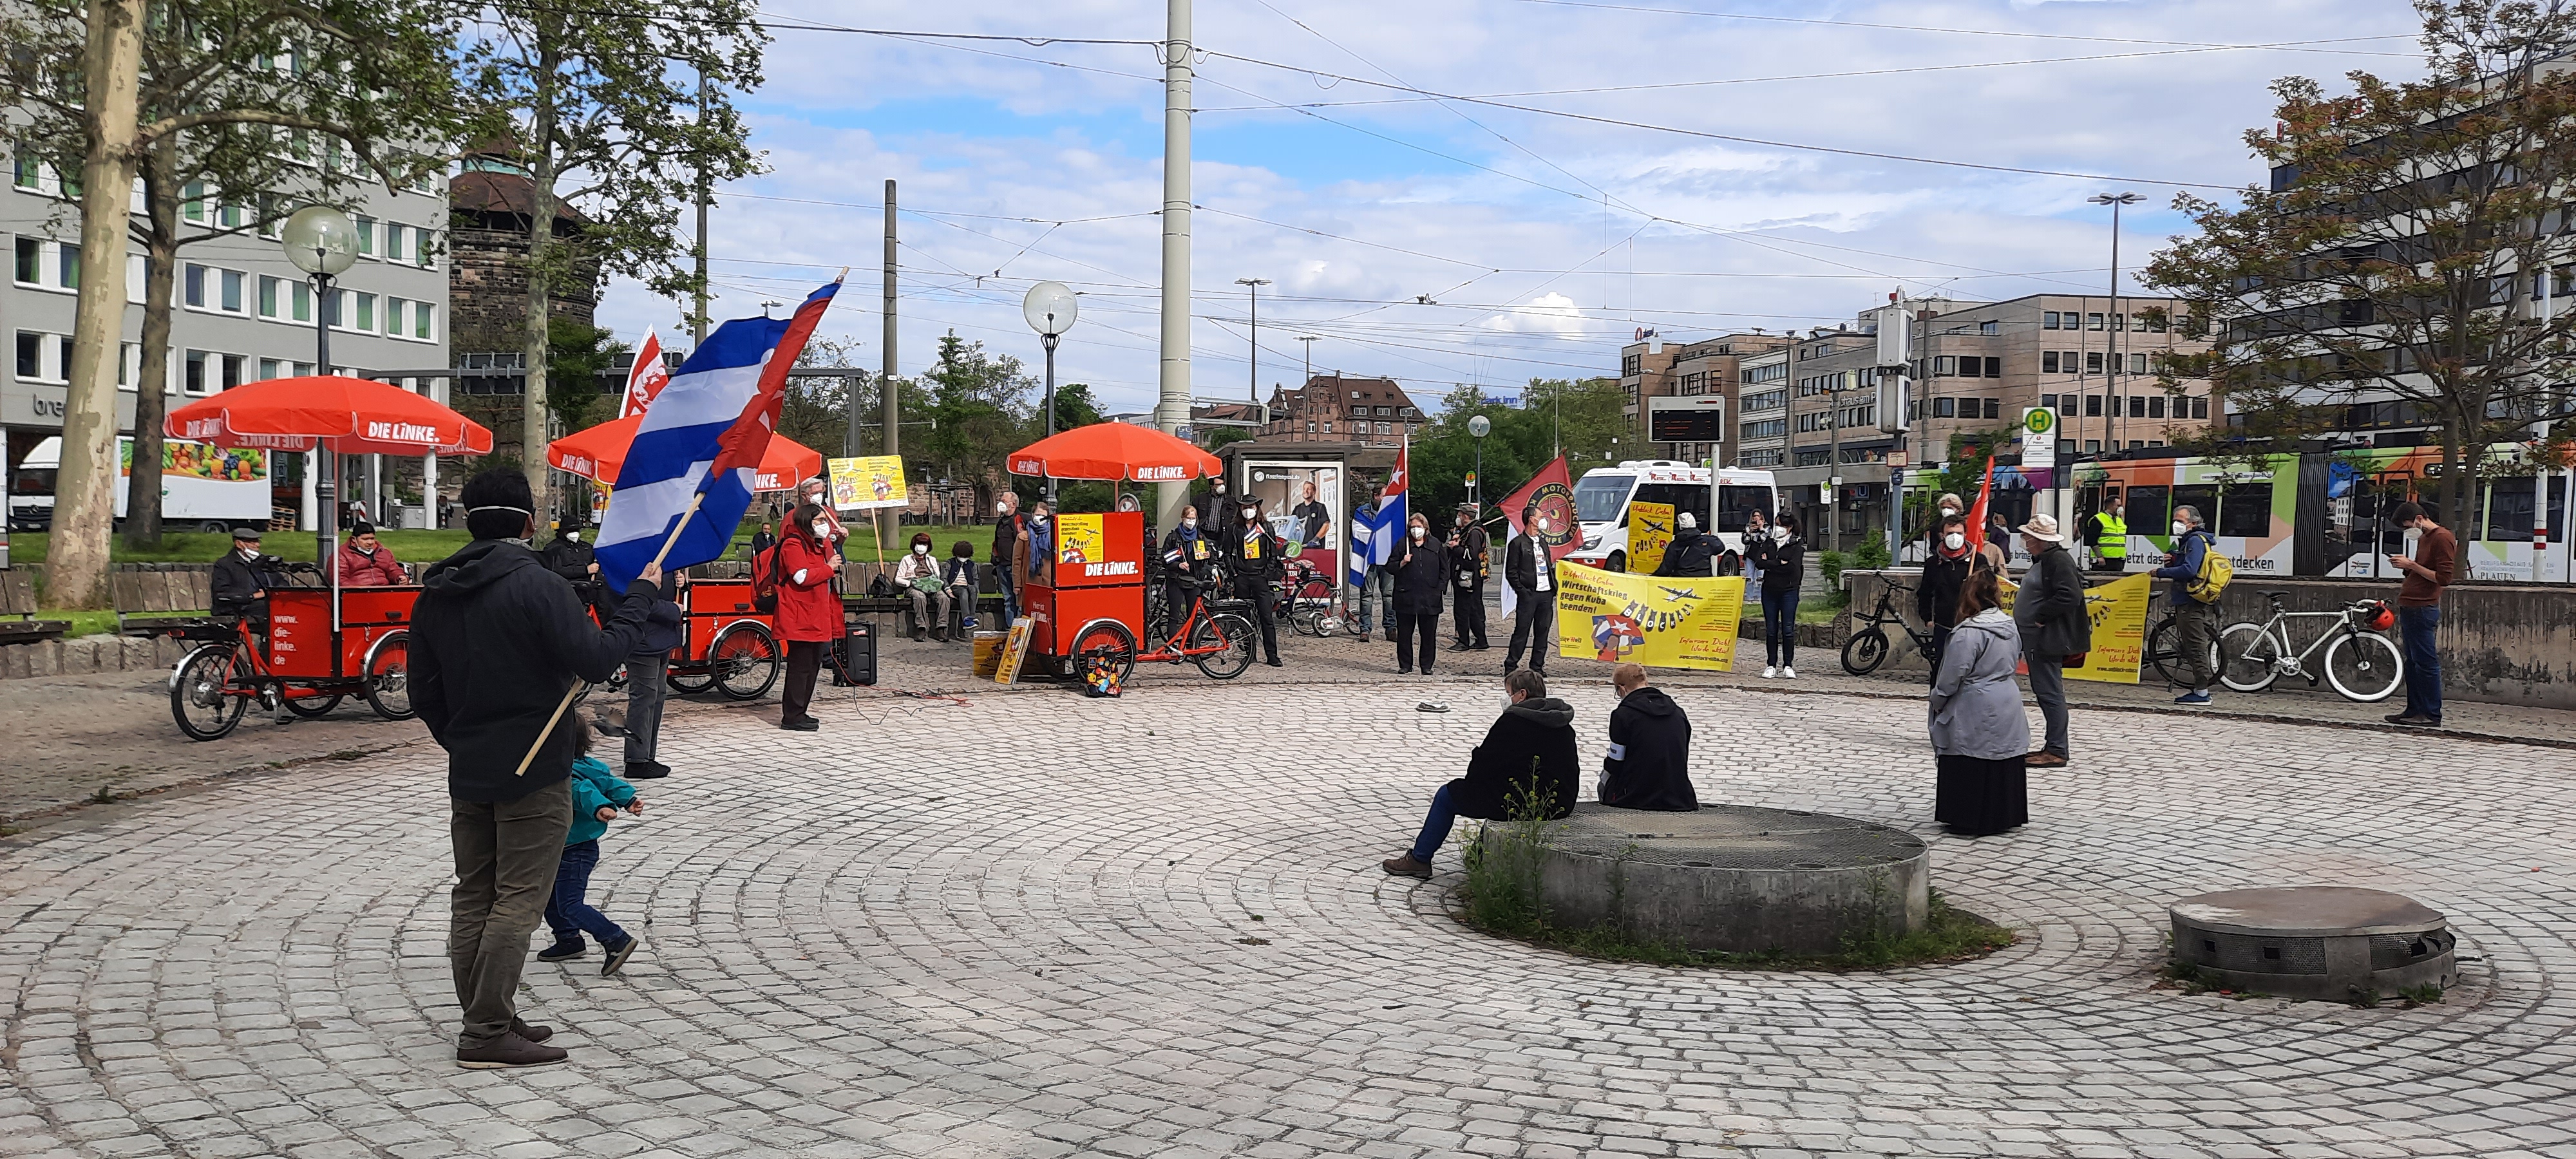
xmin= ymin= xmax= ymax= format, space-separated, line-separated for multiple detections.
xmin=1504 ymin=0 xmax=2418 ymax=54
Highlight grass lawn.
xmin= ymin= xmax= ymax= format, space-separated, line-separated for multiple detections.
xmin=8 ymin=529 xmax=474 ymax=567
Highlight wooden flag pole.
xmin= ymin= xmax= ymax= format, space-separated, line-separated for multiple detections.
xmin=515 ymin=493 xmax=703 ymax=777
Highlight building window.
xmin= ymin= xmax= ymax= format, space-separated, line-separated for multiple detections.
xmin=258 ymin=275 xmax=279 ymax=318
xmin=12 ymin=238 xmax=36 ymax=284
xmin=2043 ymin=311 xmax=2061 ymax=330
xmin=2062 ymin=350 xmax=2079 ymax=372
xmin=2041 ymin=352 xmax=2060 ymax=373
xmin=2129 ymin=395 xmax=2147 ymax=419
xmin=2088 ymin=312 xmax=2105 ymax=330
xmin=259 ymin=357 xmax=280 ymax=380
xmin=57 ymin=241 xmax=77 ymax=289
xmin=2148 ymin=395 xmax=2166 ymax=419
xmin=1934 ymin=397 xmax=1956 ymax=418
xmin=384 ymin=222 xmax=408 ymax=265
xmin=185 ymin=263 xmax=207 ymax=308
xmin=415 ymin=303 xmax=434 ymax=339
xmin=185 ymin=350 xmax=209 ymax=394
xmin=2193 ymin=395 xmax=2210 ymax=419
xmin=2085 ymin=352 xmax=2104 ymax=374
xmin=1935 ymin=355 xmax=1956 ymax=377
xmin=220 ymin=269 xmax=243 ymax=313
xmin=182 ymin=181 xmax=205 ymax=221
xmin=354 ymin=215 xmax=375 ymax=258
xmin=15 ymin=332 xmax=41 ymax=379
xmin=2086 ymin=394 xmax=2103 ymax=417
xmin=292 ymin=280 xmax=312 ymax=322
xmin=1984 ymin=398 xmax=2001 ymax=419
xmin=2130 ymin=353 xmax=2148 ymax=374
xmin=417 ymin=229 xmax=435 ymax=268
xmin=1980 ymin=320 xmax=1999 ymax=335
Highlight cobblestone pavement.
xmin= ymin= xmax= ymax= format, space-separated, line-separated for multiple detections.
xmin=6 ymin=659 xmax=2576 ymax=1159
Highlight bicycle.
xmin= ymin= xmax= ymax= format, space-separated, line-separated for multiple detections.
xmin=2215 ymin=591 xmax=2405 ymax=702
xmin=2141 ymin=593 xmax=2221 ymax=688
xmin=167 ymin=565 xmax=413 ymax=740
xmin=1066 ymin=572 xmax=1258 ymax=683
xmin=1841 ymin=579 xmax=1938 ymax=675
xmin=1280 ymin=557 xmax=1340 ymax=637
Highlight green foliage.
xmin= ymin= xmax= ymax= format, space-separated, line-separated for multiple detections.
xmin=1056 ymin=482 xmax=1113 ymax=513
xmin=1817 ymin=550 xmax=1848 ymax=590
xmin=1203 ymin=426 xmax=1257 ymax=452
xmin=545 ymin=318 xmax=621 ymax=430
xmin=1459 ymin=771 xmax=1558 ymax=936
xmin=1049 ymin=382 xmax=1103 ymax=433
xmin=1409 ymin=379 xmax=1629 ymax=516
xmin=918 ymin=331 xmax=1039 ymax=498
xmin=1855 ymin=538 xmax=1891 ymax=571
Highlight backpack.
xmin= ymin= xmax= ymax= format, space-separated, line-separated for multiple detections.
xmin=751 ymin=544 xmax=779 ymax=614
xmin=2184 ymin=531 xmax=2232 ymax=603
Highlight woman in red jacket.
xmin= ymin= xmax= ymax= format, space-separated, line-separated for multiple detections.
xmin=775 ymin=503 xmax=844 ymax=731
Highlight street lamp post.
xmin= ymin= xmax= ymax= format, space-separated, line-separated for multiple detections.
xmin=281 ymin=205 xmax=358 ymax=564
xmin=1023 ymin=281 xmax=1081 ymax=502
xmin=1468 ymin=413 xmax=1492 ymax=508
xmin=1236 ymin=278 xmax=1271 ymax=404
xmin=2087 ymin=191 xmax=2143 ymax=532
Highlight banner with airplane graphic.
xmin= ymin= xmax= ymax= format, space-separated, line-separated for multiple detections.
xmin=1551 ymin=561 xmax=1745 ymax=672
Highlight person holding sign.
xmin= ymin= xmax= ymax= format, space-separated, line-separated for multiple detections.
xmin=775 ymin=503 xmax=844 ymax=731
xmin=1223 ymin=496 xmax=1285 ymax=667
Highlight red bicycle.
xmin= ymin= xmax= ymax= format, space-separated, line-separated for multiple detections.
xmin=1066 ymin=573 xmax=1256 ymax=682
xmin=167 ymin=565 xmax=415 ymax=740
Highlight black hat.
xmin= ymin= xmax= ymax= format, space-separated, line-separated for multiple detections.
xmin=348 ymin=518 xmax=375 ymax=537
xmin=230 ymin=525 xmax=263 ymax=541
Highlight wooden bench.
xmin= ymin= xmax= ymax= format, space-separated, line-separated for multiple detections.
xmin=0 ymin=570 xmax=70 ymax=644
xmin=113 ymin=570 xmax=214 ymax=636
xmin=840 ymin=561 xmax=1006 ymax=638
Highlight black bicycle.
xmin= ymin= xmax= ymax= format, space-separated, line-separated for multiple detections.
xmin=2142 ymin=592 xmax=2220 ymax=688
xmin=1841 ymin=579 xmax=1939 ymax=675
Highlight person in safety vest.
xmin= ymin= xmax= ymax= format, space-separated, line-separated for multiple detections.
xmin=2085 ymin=496 xmax=2128 ymax=573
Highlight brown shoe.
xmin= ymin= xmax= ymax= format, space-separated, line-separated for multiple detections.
xmin=2024 ymin=751 xmax=2068 ymax=768
xmin=1381 ymin=853 xmax=1432 ymax=879
xmin=509 ymin=1019 xmax=553 ymax=1044
xmin=455 ymin=1032 xmax=568 ymax=1069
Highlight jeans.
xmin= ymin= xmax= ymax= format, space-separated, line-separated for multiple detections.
xmin=1396 ymin=612 xmax=1439 ymax=672
xmin=1506 ymin=589 xmax=1554 ymax=672
xmin=2400 ymin=605 xmax=2442 ymax=721
xmin=993 ymin=563 xmax=1018 ymax=625
xmin=1350 ymin=568 xmax=1394 ymax=636
xmin=623 ymin=648 xmax=667 ymax=766
xmin=1761 ymin=588 xmax=1800 ymax=666
xmin=2027 ymin=657 xmax=2069 ymax=757
xmin=1408 ymin=783 xmax=1460 ymax=863
xmin=2172 ymin=600 xmax=2218 ymax=692
xmin=782 ymin=639 xmax=824 ymax=722
xmin=1926 ymin=623 xmax=1952 ymax=687
xmin=544 ymin=839 xmax=629 ymax=948
xmin=448 ymin=778 xmax=572 ymax=1048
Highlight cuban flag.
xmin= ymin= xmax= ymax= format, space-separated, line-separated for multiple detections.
xmin=594 ymin=279 xmax=840 ymax=590
xmin=1347 ymin=441 xmax=1408 ymax=589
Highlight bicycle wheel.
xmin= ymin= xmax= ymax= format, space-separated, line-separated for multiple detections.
xmin=1070 ymin=617 xmax=1137 ymax=684
xmin=2216 ymin=623 xmax=2282 ymax=692
xmin=712 ymin=623 xmax=781 ymax=701
xmin=361 ymin=630 xmax=415 ymax=721
xmin=1191 ymin=612 xmax=1256 ymax=679
xmin=667 ymin=663 xmax=715 ymax=694
xmin=169 ymin=643 xmax=248 ymax=741
xmin=1839 ymin=628 xmax=1890 ymax=676
xmin=2324 ymin=630 xmax=2405 ymax=702
xmin=282 ymin=691 xmax=343 ymax=718
xmin=2145 ymin=617 xmax=2182 ymax=686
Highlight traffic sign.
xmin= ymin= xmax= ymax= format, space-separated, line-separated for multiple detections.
xmin=2022 ymin=407 xmax=2058 ymax=470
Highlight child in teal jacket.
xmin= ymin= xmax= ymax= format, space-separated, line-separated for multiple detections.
xmin=538 ymin=729 xmax=644 ymax=975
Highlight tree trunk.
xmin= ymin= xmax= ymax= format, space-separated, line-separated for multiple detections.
xmin=124 ymin=137 xmax=180 ymax=549
xmin=2441 ymin=410 xmax=2470 ymax=535
xmin=51 ymin=0 xmax=146 ymax=610
xmin=520 ymin=52 xmax=559 ymax=523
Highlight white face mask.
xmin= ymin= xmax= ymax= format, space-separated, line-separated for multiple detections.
xmin=811 ymin=521 xmax=829 ymax=539
xmin=1772 ymin=526 xmax=1790 ymax=543
xmin=1242 ymin=509 xmax=1258 ymax=521
xmin=1939 ymin=506 xmax=1957 ymax=518
xmin=565 ymin=531 xmax=579 ymax=543
xmin=1183 ymin=517 xmax=1198 ymax=529
xmin=1411 ymin=527 xmax=1427 ymax=542
xmin=2172 ymin=520 xmax=2189 ymax=536
xmin=996 ymin=501 xmax=1009 ymax=514
xmin=913 ymin=543 xmax=928 ymax=556
xmin=1944 ymin=532 xmax=1965 ymax=551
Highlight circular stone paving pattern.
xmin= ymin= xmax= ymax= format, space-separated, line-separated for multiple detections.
xmin=1 ymin=683 xmax=2570 ymax=1159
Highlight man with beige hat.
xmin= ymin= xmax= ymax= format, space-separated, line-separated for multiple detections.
xmin=2012 ymin=513 xmax=2090 ymax=768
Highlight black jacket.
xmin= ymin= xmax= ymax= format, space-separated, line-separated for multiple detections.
xmin=2014 ymin=542 xmax=2092 ymax=659
xmin=1161 ymin=525 xmax=1218 ymax=585
xmin=1653 ymin=531 xmax=1714 ymax=578
xmin=1221 ymin=522 xmax=1285 ymax=594
xmin=1504 ymin=532 xmax=1546 ymax=596
xmin=1446 ymin=523 xmax=1490 ymax=590
xmin=1749 ymin=533 xmax=1805 ymax=594
xmin=1918 ymin=553 xmax=1971 ymax=628
xmin=411 ymin=539 xmax=656 ymax=802
xmin=990 ymin=514 xmax=1019 ymax=566
xmin=1448 ymin=697 xmax=1581 ymax=820
xmin=1600 ymin=686 xmax=1696 ymax=811
xmin=209 ymin=550 xmax=283 ymax=616
xmin=1390 ymin=534 xmax=1448 ymax=615
xmin=538 ymin=534 xmax=595 ymax=582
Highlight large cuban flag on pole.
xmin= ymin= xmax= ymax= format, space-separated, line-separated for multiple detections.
xmin=1347 ymin=437 xmax=1408 ymax=589
xmin=594 ymin=278 xmax=842 ymax=590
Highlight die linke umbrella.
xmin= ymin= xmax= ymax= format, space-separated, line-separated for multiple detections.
xmin=547 ymin=413 xmax=822 ymax=493
xmin=1007 ymin=422 xmax=1222 ymax=482
xmin=164 ymin=374 xmax=493 ymax=455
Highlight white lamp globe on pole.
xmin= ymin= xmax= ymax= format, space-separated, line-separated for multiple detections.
xmin=281 ymin=204 xmax=359 ymax=565
xmin=1466 ymin=413 xmax=1492 ymax=507
xmin=1023 ymin=281 xmax=1081 ymax=501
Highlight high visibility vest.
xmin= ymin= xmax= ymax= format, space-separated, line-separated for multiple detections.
xmin=2094 ymin=511 xmax=2128 ymax=560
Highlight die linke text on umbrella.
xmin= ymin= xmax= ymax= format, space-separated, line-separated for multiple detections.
xmin=366 ymin=421 xmax=441 ymax=444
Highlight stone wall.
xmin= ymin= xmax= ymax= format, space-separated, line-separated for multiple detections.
xmin=1841 ymin=569 xmax=2576 ymax=710
xmin=446 ymin=225 xmax=600 ymax=354
xmin=1 ymin=634 xmax=189 ymax=679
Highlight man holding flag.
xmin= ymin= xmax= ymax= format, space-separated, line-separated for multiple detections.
xmin=1346 ymin=455 xmax=1406 ymax=643
xmin=1501 ymin=455 xmax=1577 ymax=677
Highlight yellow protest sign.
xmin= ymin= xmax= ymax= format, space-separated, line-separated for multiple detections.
xmin=1996 ymin=569 xmax=2151 ymax=684
xmin=1629 ymin=501 xmax=1673 ymax=574
xmin=827 ymin=455 xmax=910 ymax=511
xmin=1056 ymin=513 xmax=1104 ymax=566
xmin=1553 ymin=561 xmax=1745 ymax=671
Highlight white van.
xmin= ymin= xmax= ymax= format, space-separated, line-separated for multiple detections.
xmin=8 ymin=435 xmax=274 ymax=532
xmin=1566 ymin=460 xmax=1779 ymax=573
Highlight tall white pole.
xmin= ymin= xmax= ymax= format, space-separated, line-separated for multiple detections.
xmin=1155 ymin=0 xmax=1195 ymax=525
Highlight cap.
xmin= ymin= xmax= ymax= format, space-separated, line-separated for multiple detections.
xmin=2018 ymin=513 xmax=2063 ymax=542
xmin=230 ymin=525 xmax=263 ymax=540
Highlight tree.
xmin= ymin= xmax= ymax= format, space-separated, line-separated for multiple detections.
xmin=2145 ymin=0 xmax=2576 ymax=533
xmin=0 ymin=0 xmax=466 ymax=603
xmin=1048 ymin=382 xmax=1103 ymax=433
xmin=916 ymin=331 xmax=1037 ymax=504
xmin=462 ymin=0 xmax=767 ymax=514
xmin=1406 ymin=378 xmax=1628 ymax=516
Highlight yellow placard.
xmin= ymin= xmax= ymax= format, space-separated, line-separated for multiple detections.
xmin=1629 ymin=501 xmax=1672 ymax=574
xmin=1056 ymin=513 xmax=1104 ymax=566
xmin=994 ymin=617 xmax=1036 ymax=685
xmin=1997 ymin=570 xmax=2151 ymax=684
xmin=1553 ymin=561 xmax=1745 ymax=671
xmin=827 ymin=455 xmax=910 ymax=511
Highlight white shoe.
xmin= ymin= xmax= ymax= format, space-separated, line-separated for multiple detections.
xmin=1781 ymin=666 xmax=1797 ymax=679
xmin=1761 ymin=666 xmax=1777 ymax=679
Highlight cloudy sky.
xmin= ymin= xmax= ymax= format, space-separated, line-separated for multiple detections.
xmin=594 ymin=0 xmax=2432 ymax=416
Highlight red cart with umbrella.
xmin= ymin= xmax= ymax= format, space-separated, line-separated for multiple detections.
xmin=1005 ymin=424 xmax=1255 ymax=681
xmin=544 ymin=416 xmax=822 ymax=700
xmin=160 ymin=375 xmax=491 ymax=739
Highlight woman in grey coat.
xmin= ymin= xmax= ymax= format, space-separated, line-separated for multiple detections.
xmin=1928 ymin=567 xmax=2029 ymax=836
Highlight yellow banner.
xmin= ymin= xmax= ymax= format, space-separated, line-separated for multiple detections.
xmin=1629 ymin=501 xmax=1672 ymax=574
xmin=1998 ymin=570 xmax=2151 ymax=684
xmin=1553 ymin=561 xmax=1744 ymax=671
xmin=827 ymin=455 xmax=910 ymax=511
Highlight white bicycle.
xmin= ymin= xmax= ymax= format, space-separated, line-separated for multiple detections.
xmin=2215 ymin=592 xmax=2405 ymax=702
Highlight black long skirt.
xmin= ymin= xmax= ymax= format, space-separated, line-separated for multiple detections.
xmin=1935 ymin=753 xmax=2028 ymax=836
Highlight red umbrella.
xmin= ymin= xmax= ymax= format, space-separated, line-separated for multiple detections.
xmin=1008 ymin=422 xmax=1222 ymax=483
xmin=164 ymin=375 xmax=491 ymax=455
xmin=549 ymin=414 xmax=822 ymax=493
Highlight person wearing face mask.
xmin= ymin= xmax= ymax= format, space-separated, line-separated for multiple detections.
xmin=989 ymin=493 xmax=1023 ymax=625
xmin=334 ymin=519 xmax=407 ymax=587
xmin=1390 ymin=511 xmax=1449 ymax=675
xmin=943 ymin=541 xmax=980 ymax=632
xmin=750 ymin=520 xmax=777 ymax=557
xmin=892 ymin=531 xmax=951 ymax=642
xmin=2152 ymin=504 xmax=2218 ymax=705
xmin=1016 ymin=499 xmax=1055 ymax=592
xmin=1978 ymin=513 xmax=2013 ymax=574
xmin=1159 ymin=505 xmax=1213 ymax=639
xmin=1447 ymin=503 xmax=1490 ymax=650
xmin=1502 ymin=500 xmax=1553 ymax=678
xmin=1746 ymin=513 xmax=1805 ymax=678
xmin=775 ymin=503 xmax=845 ymax=731
xmin=1220 ymin=496 xmax=1285 ymax=667
xmin=1739 ymin=507 xmax=1769 ymax=587
xmin=1927 ymin=493 xmax=1963 ymax=562
xmin=2085 ymin=496 xmax=2129 ymax=573
xmin=797 ymin=476 xmax=846 ymax=549
xmin=1918 ymin=513 xmax=1974 ymax=684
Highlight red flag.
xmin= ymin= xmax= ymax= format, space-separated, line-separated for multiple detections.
xmin=1962 ymin=453 xmax=1997 ymax=551
xmin=618 ymin=328 xmax=670 ymax=419
xmin=1500 ymin=455 xmax=1580 ymax=563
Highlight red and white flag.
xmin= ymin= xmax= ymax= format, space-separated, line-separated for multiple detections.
xmin=618 ymin=327 xmax=672 ymax=419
